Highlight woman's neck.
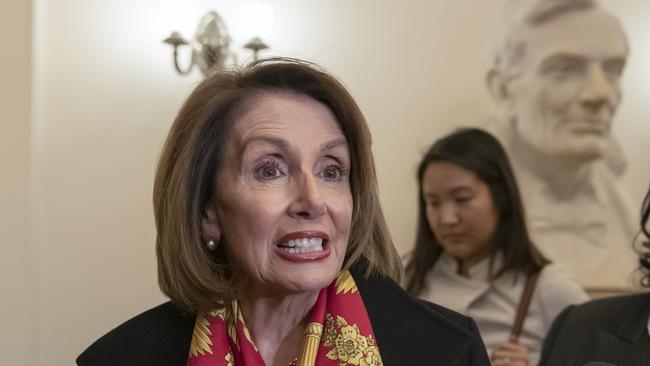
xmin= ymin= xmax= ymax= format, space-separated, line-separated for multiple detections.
xmin=457 ymin=258 xmax=480 ymax=278
xmin=238 ymin=288 xmax=319 ymax=366
xmin=451 ymin=250 xmax=493 ymax=279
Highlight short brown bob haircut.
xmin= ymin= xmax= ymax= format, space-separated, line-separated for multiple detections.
xmin=154 ymin=58 xmax=402 ymax=314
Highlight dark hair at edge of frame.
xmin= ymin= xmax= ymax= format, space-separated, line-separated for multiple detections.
xmin=154 ymin=57 xmax=401 ymax=314
xmin=638 ymin=185 xmax=650 ymax=287
xmin=404 ymin=128 xmax=549 ymax=296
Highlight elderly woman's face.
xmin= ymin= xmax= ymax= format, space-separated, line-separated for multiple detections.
xmin=203 ymin=91 xmax=353 ymax=295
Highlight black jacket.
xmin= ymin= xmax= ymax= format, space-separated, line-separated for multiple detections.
xmin=540 ymin=293 xmax=650 ymax=366
xmin=78 ymin=265 xmax=490 ymax=365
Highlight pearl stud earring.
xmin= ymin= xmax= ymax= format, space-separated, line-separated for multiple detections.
xmin=205 ymin=239 xmax=217 ymax=252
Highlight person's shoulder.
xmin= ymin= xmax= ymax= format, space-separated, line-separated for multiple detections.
xmin=540 ymin=293 xmax=650 ymax=365
xmin=416 ymin=297 xmax=479 ymax=332
xmin=567 ymin=292 xmax=650 ymax=321
xmin=536 ymin=263 xmax=589 ymax=302
xmin=537 ymin=261 xmax=579 ymax=283
xmin=76 ymin=301 xmax=194 ymax=366
xmin=546 ymin=292 xmax=650 ymax=339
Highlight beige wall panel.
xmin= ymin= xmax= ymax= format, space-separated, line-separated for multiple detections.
xmin=0 ymin=0 xmax=34 ymax=365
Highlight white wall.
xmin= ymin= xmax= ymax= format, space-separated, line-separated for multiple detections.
xmin=32 ymin=0 xmax=185 ymax=363
xmin=605 ymin=2 xmax=650 ymax=208
xmin=0 ymin=0 xmax=34 ymax=364
xmin=16 ymin=0 xmax=650 ymax=364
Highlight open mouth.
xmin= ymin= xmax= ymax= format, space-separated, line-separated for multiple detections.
xmin=277 ymin=238 xmax=327 ymax=254
xmin=275 ymin=232 xmax=331 ymax=262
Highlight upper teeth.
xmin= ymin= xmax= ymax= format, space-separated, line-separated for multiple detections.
xmin=285 ymin=238 xmax=323 ymax=248
xmin=281 ymin=238 xmax=324 ymax=254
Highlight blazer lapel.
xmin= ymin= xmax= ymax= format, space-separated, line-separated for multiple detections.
xmin=596 ymin=298 xmax=650 ymax=366
xmin=596 ymin=330 xmax=633 ymax=364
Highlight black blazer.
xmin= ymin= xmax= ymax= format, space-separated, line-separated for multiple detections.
xmin=539 ymin=293 xmax=650 ymax=366
xmin=78 ymin=265 xmax=490 ymax=365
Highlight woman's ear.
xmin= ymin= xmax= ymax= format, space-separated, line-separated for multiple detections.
xmin=201 ymin=204 xmax=222 ymax=242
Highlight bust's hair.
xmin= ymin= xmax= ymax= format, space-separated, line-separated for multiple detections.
xmin=639 ymin=186 xmax=650 ymax=287
xmin=490 ymin=0 xmax=597 ymax=77
xmin=154 ymin=57 xmax=402 ymax=313
xmin=404 ymin=128 xmax=549 ymax=296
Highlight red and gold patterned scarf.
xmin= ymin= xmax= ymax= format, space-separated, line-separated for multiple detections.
xmin=187 ymin=270 xmax=383 ymax=366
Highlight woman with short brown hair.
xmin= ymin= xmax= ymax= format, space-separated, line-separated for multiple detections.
xmin=78 ymin=58 xmax=489 ymax=366
xmin=153 ymin=59 xmax=401 ymax=313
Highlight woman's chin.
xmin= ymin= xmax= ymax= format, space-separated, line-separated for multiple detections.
xmin=284 ymin=269 xmax=340 ymax=293
xmin=268 ymin=250 xmax=344 ymax=293
xmin=262 ymin=265 xmax=341 ymax=295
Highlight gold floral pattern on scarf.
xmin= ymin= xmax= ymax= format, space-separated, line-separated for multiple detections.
xmin=323 ymin=314 xmax=383 ymax=366
xmin=335 ymin=270 xmax=358 ymax=295
xmin=224 ymin=352 xmax=234 ymax=366
xmin=189 ymin=313 xmax=214 ymax=357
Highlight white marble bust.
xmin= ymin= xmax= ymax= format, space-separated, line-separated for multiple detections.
xmin=485 ymin=0 xmax=637 ymax=289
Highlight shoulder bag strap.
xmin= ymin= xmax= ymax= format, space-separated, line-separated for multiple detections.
xmin=510 ymin=271 xmax=540 ymax=339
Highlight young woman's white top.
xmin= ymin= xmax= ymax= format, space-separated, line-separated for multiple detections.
xmin=419 ymin=252 xmax=589 ymax=365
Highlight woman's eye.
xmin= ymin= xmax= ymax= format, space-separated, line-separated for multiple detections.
xmin=322 ymin=164 xmax=347 ymax=181
xmin=255 ymin=160 xmax=285 ymax=180
xmin=428 ymin=201 xmax=440 ymax=208
xmin=261 ymin=166 xmax=278 ymax=178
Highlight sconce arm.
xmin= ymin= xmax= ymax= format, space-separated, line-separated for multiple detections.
xmin=171 ymin=46 xmax=194 ymax=75
xmin=163 ymin=32 xmax=193 ymax=75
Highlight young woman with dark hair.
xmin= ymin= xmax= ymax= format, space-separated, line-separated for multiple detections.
xmin=405 ymin=128 xmax=588 ymax=365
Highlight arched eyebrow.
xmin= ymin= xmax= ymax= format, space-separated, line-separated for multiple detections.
xmin=238 ymin=136 xmax=348 ymax=156
xmin=242 ymin=136 xmax=347 ymax=150
xmin=321 ymin=138 xmax=347 ymax=152
xmin=241 ymin=136 xmax=289 ymax=151
xmin=234 ymin=137 xmax=288 ymax=167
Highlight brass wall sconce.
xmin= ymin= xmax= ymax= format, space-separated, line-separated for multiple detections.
xmin=163 ymin=11 xmax=270 ymax=76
